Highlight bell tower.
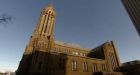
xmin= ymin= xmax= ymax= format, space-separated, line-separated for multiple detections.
xmin=16 ymin=4 xmax=57 ymax=75
xmin=35 ymin=4 xmax=56 ymax=37
xmin=24 ymin=4 xmax=56 ymax=54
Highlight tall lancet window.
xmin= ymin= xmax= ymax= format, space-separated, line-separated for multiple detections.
xmin=72 ymin=60 xmax=77 ymax=71
xmin=44 ymin=11 xmax=51 ymax=33
xmin=41 ymin=15 xmax=47 ymax=33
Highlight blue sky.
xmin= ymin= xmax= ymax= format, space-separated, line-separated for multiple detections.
xmin=0 ymin=0 xmax=140 ymax=72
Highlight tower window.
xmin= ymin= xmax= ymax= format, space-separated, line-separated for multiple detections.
xmin=44 ymin=14 xmax=50 ymax=33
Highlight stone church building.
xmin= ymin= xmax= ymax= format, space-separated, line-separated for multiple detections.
xmin=16 ymin=4 xmax=123 ymax=75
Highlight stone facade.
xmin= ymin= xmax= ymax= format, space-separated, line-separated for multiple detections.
xmin=16 ymin=4 xmax=123 ymax=75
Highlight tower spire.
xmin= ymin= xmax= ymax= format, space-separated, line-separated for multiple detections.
xmin=25 ymin=4 xmax=56 ymax=54
xmin=35 ymin=4 xmax=56 ymax=38
xmin=48 ymin=3 xmax=53 ymax=7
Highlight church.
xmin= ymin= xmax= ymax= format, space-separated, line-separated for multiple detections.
xmin=16 ymin=4 xmax=123 ymax=75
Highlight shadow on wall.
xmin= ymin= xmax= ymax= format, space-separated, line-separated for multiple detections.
xmin=16 ymin=51 xmax=68 ymax=75
xmin=93 ymin=71 xmax=123 ymax=75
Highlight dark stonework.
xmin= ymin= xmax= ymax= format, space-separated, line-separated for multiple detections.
xmin=119 ymin=60 xmax=140 ymax=75
xmin=17 ymin=51 xmax=67 ymax=75
xmin=16 ymin=54 xmax=32 ymax=75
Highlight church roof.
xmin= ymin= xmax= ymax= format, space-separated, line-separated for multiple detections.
xmin=55 ymin=40 xmax=90 ymax=50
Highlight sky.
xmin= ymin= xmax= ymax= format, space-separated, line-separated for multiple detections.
xmin=0 ymin=0 xmax=140 ymax=72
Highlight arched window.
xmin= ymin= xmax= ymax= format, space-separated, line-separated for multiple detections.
xmin=93 ymin=64 xmax=97 ymax=72
xmin=72 ymin=60 xmax=77 ymax=71
xmin=83 ymin=62 xmax=88 ymax=72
